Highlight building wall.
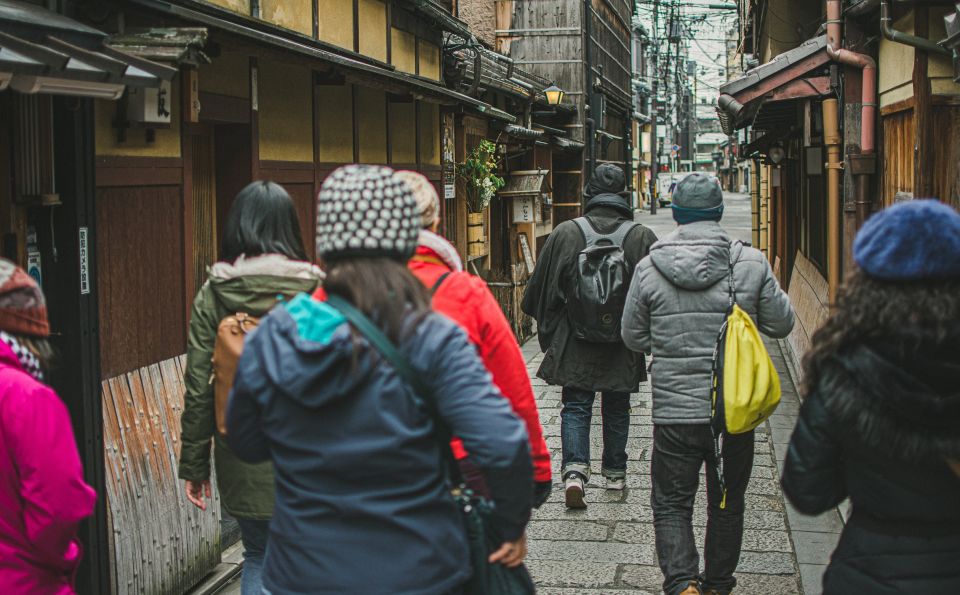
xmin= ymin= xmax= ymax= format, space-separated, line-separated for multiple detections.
xmin=261 ymin=0 xmax=313 ymax=36
xmin=878 ymin=6 xmax=960 ymax=207
xmin=458 ymin=0 xmax=496 ymax=47
xmin=94 ymin=82 xmax=181 ymax=158
xmin=878 ymin=8 xmax=959 ymax=109
xmin=757 ymin=0 xmax=821 ymax=63
xmin=259 ymin=60 xmax=313 ymax=162
xmin=318 ymin=0 xmax=354 ymax=49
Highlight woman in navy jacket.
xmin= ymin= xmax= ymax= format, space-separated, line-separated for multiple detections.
xmin=227 ymin=166 xmax=533 ymax=595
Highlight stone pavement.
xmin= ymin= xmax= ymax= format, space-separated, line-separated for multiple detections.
xmin=520 ymin=337 xmax=810 ymax=595
xmin=516 ymin=194 xmax=843 ymax=595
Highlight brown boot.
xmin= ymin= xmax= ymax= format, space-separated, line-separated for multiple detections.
xmin=679 ymin=582 xmax=702 ymax=595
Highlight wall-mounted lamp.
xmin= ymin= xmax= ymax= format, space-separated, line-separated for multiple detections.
xmin=768 ymin=146 xmax=786 ymax=165
xmin=544 ymin=84 xmax=565 ymax=106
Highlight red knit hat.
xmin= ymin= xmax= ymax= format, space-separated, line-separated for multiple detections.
xmin=0 ymin=259 xmax=50 ymax=337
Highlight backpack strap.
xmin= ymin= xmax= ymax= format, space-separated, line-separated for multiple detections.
xmin=324 ymin=294 xmax=460 ymax=483
xmin=572 ymin=217 xmax=638 ymax=249
xmin=606 ymin=220 xmax=639 ymax=247
xmin=430 ymin=271 xmax=452 ymax=295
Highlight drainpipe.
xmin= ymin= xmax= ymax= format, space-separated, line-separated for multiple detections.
xmin=823 ymin=98 xmax=842 ymax=305
xmin=881 ymin=0 xmax=950 ymax=56
xmin=825 ymin=0 xmax=878 ymax=296
xmin=751 ymin=158 xmax=761 ymax=248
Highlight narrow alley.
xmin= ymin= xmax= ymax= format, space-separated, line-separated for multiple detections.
xmin=209 ymin=192 xmax=843 ymax=595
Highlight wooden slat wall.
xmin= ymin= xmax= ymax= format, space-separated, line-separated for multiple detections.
xmin=192 ymin=135 xmax=218 ymax=294
xmin=881 ymin=104 xmax=960 ymax=208
xmin=96 ymin=181 xmax=187 ymax=378
xmin=496 ymin=0 xmax=586 ymax=143
xmin=880 ymin=109 xmax=914 ymax=207
xmin=102 ymin=355 xmax=221 ymax=595
xmin=930 ymin=105 xmax=960 ymax=208
xmin=784 ymin=252 xmax=829 ymax=387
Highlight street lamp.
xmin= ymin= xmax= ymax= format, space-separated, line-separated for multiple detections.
xmin=544 ymin=85 xmax=565 ymax=106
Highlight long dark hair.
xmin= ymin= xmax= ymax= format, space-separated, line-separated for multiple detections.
xmin=323 ymin=257 xmax=431 ymax=344
xmin=221 ymin=181 xmax=307 ymax=263
xmin=802 ymin=270 xmax=960 ymax=395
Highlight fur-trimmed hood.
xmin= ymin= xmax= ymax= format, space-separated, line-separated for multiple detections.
xmin=819 ymin=338 xmax=960 ymax=463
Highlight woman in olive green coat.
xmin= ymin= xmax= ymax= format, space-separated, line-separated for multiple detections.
xmin=178 ymin=181 xmax=322 ymax=595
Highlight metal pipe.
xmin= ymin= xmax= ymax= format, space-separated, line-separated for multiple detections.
xmin=826 ymin=0 xmax=878 ymax=154
xmin=881 ymin=0 xmax=950 ymax=56
xmin=823 ymin=98 xmax=842 ymax=304
xmin=751 ymin=158 xmax=761 ymax=248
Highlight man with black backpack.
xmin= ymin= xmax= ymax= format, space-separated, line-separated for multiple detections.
xmin=522 ymin=164 xmax=657 ymax=509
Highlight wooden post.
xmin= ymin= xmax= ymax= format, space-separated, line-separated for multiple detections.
xmin=913 ymin=7 xmax=934 ymax=198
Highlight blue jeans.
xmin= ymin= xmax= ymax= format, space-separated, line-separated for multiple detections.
xmin=236 ymin=518 xmax=270 ymax=595
xmin=560 ymin=386 xmax=631 ymax=481
xmin=651 ymin=425 xmax=755 ymax=595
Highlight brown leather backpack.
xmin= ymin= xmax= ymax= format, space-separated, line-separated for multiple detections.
xmin=211 ymin=312 xmax=260 ymax=437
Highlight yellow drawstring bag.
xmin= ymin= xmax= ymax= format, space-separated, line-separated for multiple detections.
xmin=710 ymin=245 xmax=781 ymax=508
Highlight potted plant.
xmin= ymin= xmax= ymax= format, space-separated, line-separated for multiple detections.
xmin=458 ymin=140 xmax=504 ymax=256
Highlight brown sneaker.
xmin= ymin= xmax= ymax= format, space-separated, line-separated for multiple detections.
xmin=679 ymin=582 xmax=702 ymax=595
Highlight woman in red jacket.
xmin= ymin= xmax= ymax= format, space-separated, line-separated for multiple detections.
xmin=395 ymin=171 xmax=552 ymax=506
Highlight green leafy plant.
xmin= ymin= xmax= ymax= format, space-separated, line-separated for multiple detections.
xmin=457 ymin=140 xmax=505 ymax=213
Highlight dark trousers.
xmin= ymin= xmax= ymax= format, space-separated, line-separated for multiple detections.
xmin=560 ymin=386 xmax=631 ymax=481
xmin=651 ymin=424 xmax=755 ymax=595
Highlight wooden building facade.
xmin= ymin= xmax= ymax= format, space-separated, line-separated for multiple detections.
xmin=721 ymin=0 xmax=960 ymax=378
xmin=3 ymin=0 xmax=525 ymax=592
xmin=455 ymin=0 xmax=635 ymax=215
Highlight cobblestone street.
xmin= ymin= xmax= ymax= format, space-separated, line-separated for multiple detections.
xmin=520 ymin=336 xmax=809 ymax=594
xmin=518 ymin=194 xmax=842 ymax=594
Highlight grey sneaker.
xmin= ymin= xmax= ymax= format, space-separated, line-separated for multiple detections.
xmin=564 ymin=474 xmax=587 ymax=509
xmin=605 ymin=476 xmax=625 ymax=491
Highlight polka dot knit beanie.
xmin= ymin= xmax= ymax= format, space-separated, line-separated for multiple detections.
xmin=316 ymin=165 xmax=420 ymax=262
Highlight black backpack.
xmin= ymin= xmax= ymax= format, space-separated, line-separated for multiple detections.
xmin=565 ymin=217 xmax=638 ymax=343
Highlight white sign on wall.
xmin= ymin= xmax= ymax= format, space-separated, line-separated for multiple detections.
xmin=79 ymin=228 xmax=90 ymax=295
xmin=512 ymin=195 xmax=536 ymax=223
xmin=127 ymin=79 xmax=172 ymax=125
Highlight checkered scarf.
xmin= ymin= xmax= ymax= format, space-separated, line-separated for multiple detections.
xmin=0 ymin=331 xmax=43 ymax=382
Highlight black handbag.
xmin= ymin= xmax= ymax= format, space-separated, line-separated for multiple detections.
xmin=326 ymin=294 xmax=536 ymax=595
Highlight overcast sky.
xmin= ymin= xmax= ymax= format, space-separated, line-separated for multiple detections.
xmin=635 ymin=1 xmax=739 ymax=105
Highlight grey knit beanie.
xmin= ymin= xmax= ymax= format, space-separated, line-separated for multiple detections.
xmin=316 ymin=165 xmax=420 ymax=262
xmin=672 ymin=173 xmax=723 ymax=210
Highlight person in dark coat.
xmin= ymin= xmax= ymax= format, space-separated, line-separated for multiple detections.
xmin=782 ymin=199 xmax=960 ymax=594
xmin=227 ymin=165 xmax=533 ymax=595
xmin=522 ymin=164 xmax=657 ymax=508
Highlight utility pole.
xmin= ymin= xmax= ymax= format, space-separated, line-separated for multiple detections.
xmin=648 ymin=0 xmax=659 ymax=214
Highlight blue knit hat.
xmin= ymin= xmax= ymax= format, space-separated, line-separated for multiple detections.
xmin=853 ymin=200 xmax=960 ymax=281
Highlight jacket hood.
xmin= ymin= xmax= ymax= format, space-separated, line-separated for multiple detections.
xmin=823 ymin=337 xmax=960 ymax=462
xmin=584 ymin=192 xmax=633 ymax=218
xmin=254 ymin=293 xmax=374 ymax=408
xmin=649 ymin=221 xmax=741 ymax=290
xmin=207 ymin=254 xmax=324 ymax=313
xmin=415 ymin=230 xmax=463 ymax=272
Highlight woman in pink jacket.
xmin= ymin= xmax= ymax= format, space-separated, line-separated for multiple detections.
xmin=0 ymin=259 xmax=96 ymax=594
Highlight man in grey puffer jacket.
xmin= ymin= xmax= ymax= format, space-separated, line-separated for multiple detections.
xmin=621 ymin=173 xmax=794 ymax=595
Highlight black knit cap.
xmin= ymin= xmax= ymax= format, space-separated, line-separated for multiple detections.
xmin=316 ymin=165 xmax=420 ymax=262
xmin=583 ymin=163 xmax=629 ymax=199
